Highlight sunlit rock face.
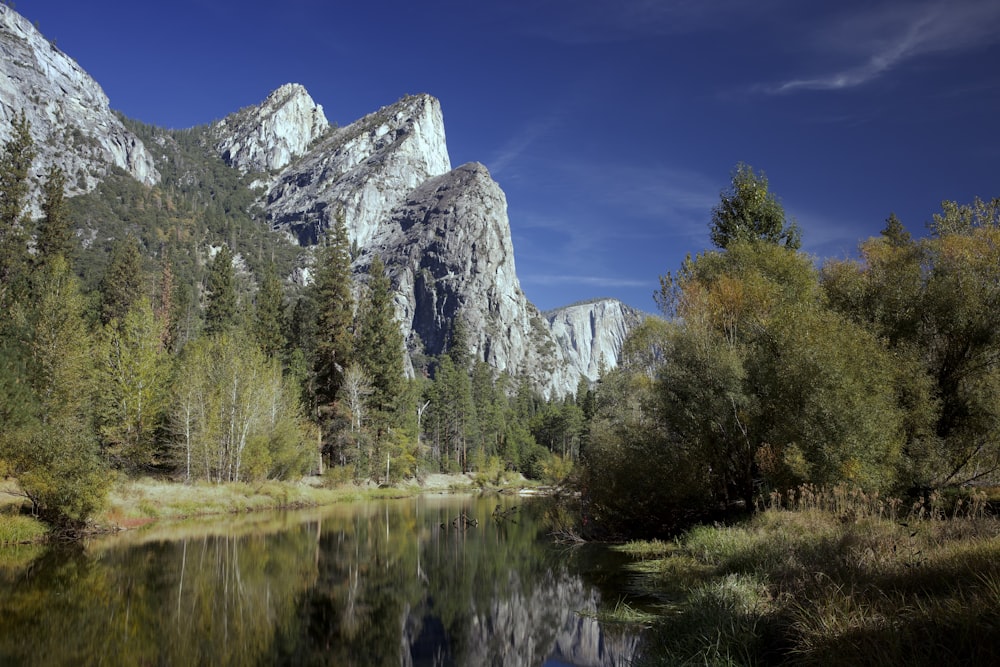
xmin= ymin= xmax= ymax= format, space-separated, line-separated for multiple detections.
xmin=545 ymin=299 xmax=646 ymax=383
xmin=358 ymin=162 xmax=575 ymax=395
xmin=263 ymin=93 xmax=452 ymax=248
xmin=0 ymin=4 xmax=158 ymax=212
xmin=211 ymin=83 xmax=330 ymax=174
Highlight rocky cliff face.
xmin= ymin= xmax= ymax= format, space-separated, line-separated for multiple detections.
xmin=358 ymin=162 xmax=573 ymax=391
xmin=0 ymin=5 xmax=158 ymax=211
xmin=545 ymin=299 xmax=645 ymax=383
xmin=211 ymin=83 xmax=329 ymax=174
xmin=263 ymin=94 xmax=451 ymax=248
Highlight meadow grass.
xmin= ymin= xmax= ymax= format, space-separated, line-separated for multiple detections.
xmin=98 ymin=476 xmax=422 ymax=528
xmin=0 ymin=512 xmax=49 ymax=545
xmin=626 ymin=485 xmax=1000 ymax=666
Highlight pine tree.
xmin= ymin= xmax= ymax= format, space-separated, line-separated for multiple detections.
xmin=313 ymin=215 xmax=354 ymax=407
xmin=154 ymin=254 xmax=176 ymax=352
xmin=100 ymin=235 xmax=144 ymax=326
xmin=36 ymin=165 xmax=73 ymax=266
xmin=354 ymin=255 xmax=405 ymax=422
xmin=204 ymin=243 xmax=237 ymax=335
xmin=0 ymin=110 xmax=35 ymax=303
xmin=709 ymin=163 xmax=801 ymax=250
xmin=254 ymin=259 xmax=285 ymax=357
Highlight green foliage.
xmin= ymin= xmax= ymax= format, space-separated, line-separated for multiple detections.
xmin=312 ymin=215 xmax=354 ymax=408
xmin=204 ymin=243 xmax=237 ymax=334
xmin=0 ymin=110 xmax=34 ymax=304
xmin=822 ymin=205 xmax=1000 ymax=487
xmin=4 ymin=257 xmax=109 ymax=525
xmin=99 ymin=235 xmax=144 ymax=326
xmin=169 ymin=332 xmax=314 ymax=483
xmin=253 ymin=259 xmax=285 ymax=357
xmin=35 ymin=165 xmax=73 ymax=266
xmin=96 ymin=296 xmax=169 ymax=470
xmin=587 ymin=239 xmax=908 ymax=535
xmin=170 ymin=332 xmax=316 ymax=482
xmin=354 ymin=255 xmax=405 ymax=420
xmin=709 ymin=163 xmax=801 ymax=250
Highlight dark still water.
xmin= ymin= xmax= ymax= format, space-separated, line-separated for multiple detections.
xmin=0 ymin=495 xmax=642 ymax=666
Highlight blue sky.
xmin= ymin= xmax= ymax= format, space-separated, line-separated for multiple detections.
xmin=14 ymin=0 xmax=1000 ymax=312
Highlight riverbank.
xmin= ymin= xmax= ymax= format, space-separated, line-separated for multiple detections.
xmin=0 ymin=471 xmax=541 ymax=544
xmin=616 ymin=486 xmax=1000 ymax=666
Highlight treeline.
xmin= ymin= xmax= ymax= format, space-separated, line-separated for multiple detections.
xmin=0 ymin=114 xmax=583 ymax=527
xmin=579 ymin=163 xmax=1000 ymax=536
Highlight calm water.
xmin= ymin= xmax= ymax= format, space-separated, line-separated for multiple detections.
xmin=0 ymin=495 xmax=642 ymax=666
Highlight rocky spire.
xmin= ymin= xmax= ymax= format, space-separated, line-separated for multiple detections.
xmin=263 ymin=93 xmax=451 ymax=247
xmin=211 ymin=83 xmax=330 ymax=173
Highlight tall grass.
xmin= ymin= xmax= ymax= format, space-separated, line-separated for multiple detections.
xmin=629 ymin=484 xmax=1000 ymax=665
xmin=0 ymin=513 xmax=49 ymax=545
xmin=99 ymin=477 xmax=412 ymax=528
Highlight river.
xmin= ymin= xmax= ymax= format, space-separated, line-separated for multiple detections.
xmin=0 ymin=494 xmax=644 ymax=666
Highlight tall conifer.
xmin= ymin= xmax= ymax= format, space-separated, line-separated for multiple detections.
xmin=204 ymin=243 xmax=237 ymax=335
xmin=313 ymin=215 xmax=354 ymax=406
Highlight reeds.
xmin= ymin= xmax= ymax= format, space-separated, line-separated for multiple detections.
xmin=632 ymin=484 xmax=1000 ymax=665
xmin=0 ymin=512 xmax=49 ymax=545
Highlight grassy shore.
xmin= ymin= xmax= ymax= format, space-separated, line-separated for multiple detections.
xmin=616 ymin=485 xmax=1000 ymax=666
xmin=0 ymin=470 xmax=524 ymax=544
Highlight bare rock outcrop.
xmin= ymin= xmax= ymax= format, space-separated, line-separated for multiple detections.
xmin=359 ymin=162 xmax=575 ymax=394
xmin=0 ymin=5 xmax=158 ymax=212
xmin=211 ymin=83 xmax=329 ymax=174
xmin=264 ymin=93 xmax=451 ymax=248
xmin=545 ymin=299 xmax=646 ymax=383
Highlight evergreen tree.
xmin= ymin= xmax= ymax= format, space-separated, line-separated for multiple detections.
xmin=0 ymin=110 xmax=35 ymax=303
xmin=100 ymin=235 xmax=144 ymax=327
xmin=709 ymin=163 xmax=801 ymax=250
xmin=447 ymin=317 xmax=471 ymax=369
xmin=154 ymin=254 xmax=177 ymax=352
xmin=354 ymin=255 xmax=405 ymax=423
xmin=881 ymin=212 xmax=911 ymax=247
xmin=313 ymin=215 xmax=354 ymax=407
xmin=204 ymin=243 xmax=237 ymax=335
xmin=36 ymin=165 xmax=73 ymax=266
xmin=254 ymin=259 xmax=285 ymax=357
xmin=8 ymin=256 xmax=108 ymax=525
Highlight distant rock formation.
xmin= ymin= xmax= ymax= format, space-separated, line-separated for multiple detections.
xmin=211 ymin=83 xmax=330 ymax=174
xmin=0 ymin=4 xmax=158 ymax=212
xmin=545 ymin=299 xmax=646 ymax=383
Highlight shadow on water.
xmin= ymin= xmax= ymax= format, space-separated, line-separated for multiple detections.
xmin=0 ymin=495 xmax=644 ymax=666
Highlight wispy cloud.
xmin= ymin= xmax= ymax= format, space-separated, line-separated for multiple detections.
xmin=488 ymin=116 xmax=558 ymax=177
xmin=522 ymin=274 xmax=649 ymax=288
xmin=770 ymin=0 xmax=1000 ymax=93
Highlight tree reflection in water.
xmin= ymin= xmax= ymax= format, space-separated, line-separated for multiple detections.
xmin=0 ymin=496 xmax=641 ymax=666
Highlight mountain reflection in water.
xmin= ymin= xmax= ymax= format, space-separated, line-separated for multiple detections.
xmin=0 ymin=495 xmax=641 ymax=666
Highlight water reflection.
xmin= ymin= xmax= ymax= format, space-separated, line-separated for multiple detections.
xmin=0 ymin=496 xmax=640 ymax=666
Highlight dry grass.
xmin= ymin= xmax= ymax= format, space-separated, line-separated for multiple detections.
xmin=98 ymin=476 xmax=418 ymax=529
xmin=632 ymin=485 xmax=1000 ymax=666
